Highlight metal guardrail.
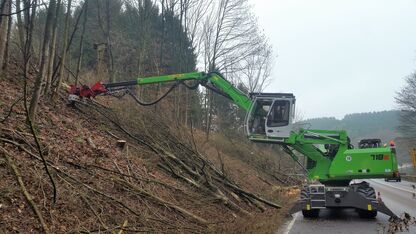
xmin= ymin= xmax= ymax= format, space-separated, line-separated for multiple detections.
xmin=402 ymin=175 xmax=416 ymax=183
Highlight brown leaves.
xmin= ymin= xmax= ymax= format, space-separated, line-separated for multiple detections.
xmin=387 ymin=212 xmax=416 ymax=234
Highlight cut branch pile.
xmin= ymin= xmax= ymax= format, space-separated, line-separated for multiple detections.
xmin=0 ymin=86 xmax=286 ymax=233
xmin=1 ymin=125 xmax=208 ymax=232
xmin=75 ymin=99 xmax=282 ymax=215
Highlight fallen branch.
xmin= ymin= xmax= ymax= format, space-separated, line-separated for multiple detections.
xmin=0 ymin=96 xmax=23 ymax=123
xmin=112 ymin=176 xmax=208 ymax=225
xmin=56 ymin=168 xmax=144 ymax=219
xmin=57 ymin=174 xmax=108 ymax=229
xmin=1 ymin=127 xmax=46 ymax=140
xmin=1 ymin=147 xmax=51 ymax=234
xmin=117 ymin=220 xmax=128 ymax=234
xmin=158 ymin=162 xmax=250 ymax=216
xmin=212 ymin=175 xmax=281 ymax=209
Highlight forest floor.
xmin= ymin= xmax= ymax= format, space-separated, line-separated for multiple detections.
xmin=0 ymin=69 xmax=300 ymax=233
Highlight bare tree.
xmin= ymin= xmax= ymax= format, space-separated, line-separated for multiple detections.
xmin=2 ymin=0 xmax=12 ymax=71
xmin=0 ymin=0 xmax=11 ymax=73
xmin=233 ymin=40 xmax=274 ymax=93
xmin=75 ymin=0 xmax=89 ymax=86
xmin=201 ymin=0 xmax=260 ymax=72
xmin=396 ymin=72 xmax=416 ymax=137
xmin=53 ymin=0 xmax=72 ymax=98
xmin=29 ymin=0 xmax=57 ymax=120
xmin=197 ymin=0 xmax=268 ymax=138
xmin=183 ymin=0 xmax=212 ymax=57
xmin=44 ymin=0 xmax=62 ymax=95
xmin=16 ymin=0 xmax=25 ymax=49
xmin=96 ymin=0 xmax=114 ymax=83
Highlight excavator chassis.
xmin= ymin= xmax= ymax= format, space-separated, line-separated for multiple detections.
xmin=289 ymin=182 xmax=397 ymax=218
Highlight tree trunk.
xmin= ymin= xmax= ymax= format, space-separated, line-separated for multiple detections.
xmin=0 ymin=0 xmax=6 ymax=26
xmin=28 ymin=0 xmax=57 ymax=120
xmin=0 ymin=0 xmax=10 ymax=74
xmin=1 ymin=0 xmax=12 ymax=71
xmin=205 ymin=89 xmax=213 ymax=140
xmin=52 ymin=0 xmax=72 ymax=98
xmin=44 ymin=0 xmax=61 ymax=95
xmin=75 ymin=0 xmax=89 ymax=86
xmin=105 ymin=0 xmax=114 ymax=83
xmin=16 ymin=0 xmax=25 ymax=50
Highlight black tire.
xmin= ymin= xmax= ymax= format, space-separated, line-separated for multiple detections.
xmin=357 ymin=186 xmax=376 ymax=199
xmin=356 ymin=186 xmax=377 ymax=218
xmin=300 ymin=186 xmax=309 ymax=200
xmin=357 ymin=209 xmax=377 ymax=218
xmin=302 ymin=209 xmax=320 ymax=218
xmin=300 ymin=186 xmax=320 ymax=218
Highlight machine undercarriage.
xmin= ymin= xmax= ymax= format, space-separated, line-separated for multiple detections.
xmin=290 ymin=181 xmax=397 ymax=219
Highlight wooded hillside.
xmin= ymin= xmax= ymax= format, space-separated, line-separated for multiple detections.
xmin=0 ymin=0 xmax=274 ymax=137
xmin=303 ymin=110 xmax=416 ymax=165
xmin=303 ymin=110 xmax=400 ymax=145
xmin=0 ymin=0 xmax=301 ymax=233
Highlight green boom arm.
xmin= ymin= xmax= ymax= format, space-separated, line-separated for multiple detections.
xmin=92 ymin=71 xmax=398 ymax=184
xmin=110 ymin=71 xmax=253 ymax=111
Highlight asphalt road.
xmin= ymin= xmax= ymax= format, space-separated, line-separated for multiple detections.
xmin=279 ymin=179 xmax=416 ymax=234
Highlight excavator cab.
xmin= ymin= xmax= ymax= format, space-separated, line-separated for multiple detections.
xmin=246 ymin=93 xmax=296 ymax=142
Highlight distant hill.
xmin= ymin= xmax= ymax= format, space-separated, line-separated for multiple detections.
xmin=303 ymin=110 xmax=401 ymax=145
xmin=302 ymin=110 xmax=416 ymax=166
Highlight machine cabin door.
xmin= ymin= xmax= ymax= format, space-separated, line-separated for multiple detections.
xmin=246 ymin=98 xmax=273 ymax=136
xmin=265 ymin=98 xmax=295 ymax=138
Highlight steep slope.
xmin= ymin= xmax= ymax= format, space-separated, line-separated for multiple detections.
xmin=0 ymin=74 xmax=298 ymax=233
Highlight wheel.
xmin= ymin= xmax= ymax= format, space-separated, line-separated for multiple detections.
xmin=300 ymin=186 xmax=320 ymax=218
xmin=356 ymin=185 xmax=377 ymax=218
xmin=357 ymin=209 xmax=377 ymax=218
xmin=357 ymin=186 xmax=376 ymax=199
xmin=302 ymin=209 xmax=320 ymax=218
xmin=300 ymin=186 xmax=309 ymax=200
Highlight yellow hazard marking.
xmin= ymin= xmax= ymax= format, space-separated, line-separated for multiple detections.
xmin=367 ymin=204 xmax=372 ymax=211
xmin=412 ymin=148 xmax=416 ymax=168
xmin=306 ymin=204 xmax=311 ymax=210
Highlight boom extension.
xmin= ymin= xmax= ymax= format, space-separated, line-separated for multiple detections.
xmin=69 ymin=71 xmax=252 ymax=111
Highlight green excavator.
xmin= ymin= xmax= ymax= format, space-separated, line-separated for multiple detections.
xmin=69 ymin=71 xmax=399 ymax=218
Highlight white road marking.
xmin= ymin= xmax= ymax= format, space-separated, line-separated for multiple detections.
xmin=283 ymin=212 xmax=298 ymax=234
xmin=370 ymin=180 xmax=415 ymax=194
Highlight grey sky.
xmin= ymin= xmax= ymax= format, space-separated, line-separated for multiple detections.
xmin=252 ymin=0 xmax=416 ymax=119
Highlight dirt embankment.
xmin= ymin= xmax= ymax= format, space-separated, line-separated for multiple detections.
xmin=0 ymin=73 xmax=299 ymax=233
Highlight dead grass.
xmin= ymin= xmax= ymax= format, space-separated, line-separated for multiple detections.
xmin=0 ymin=69 xmax=299 ymax=233
xmin=210 ymin=198 xmax=297 ymax=234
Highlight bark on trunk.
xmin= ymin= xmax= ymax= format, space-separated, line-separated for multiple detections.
xmin=28 ymin=0 xmax=57 ymax=120
xmin=52 ymin=0 xmax=72 ymax=98
xmin=44 ymin=0 xmax=62 ymax=95
xmin=0 ymin=0 xmax=10 ymax=73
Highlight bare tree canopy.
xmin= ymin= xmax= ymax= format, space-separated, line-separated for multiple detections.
xmin=395 ymin=72 xmax=416 ymax=137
